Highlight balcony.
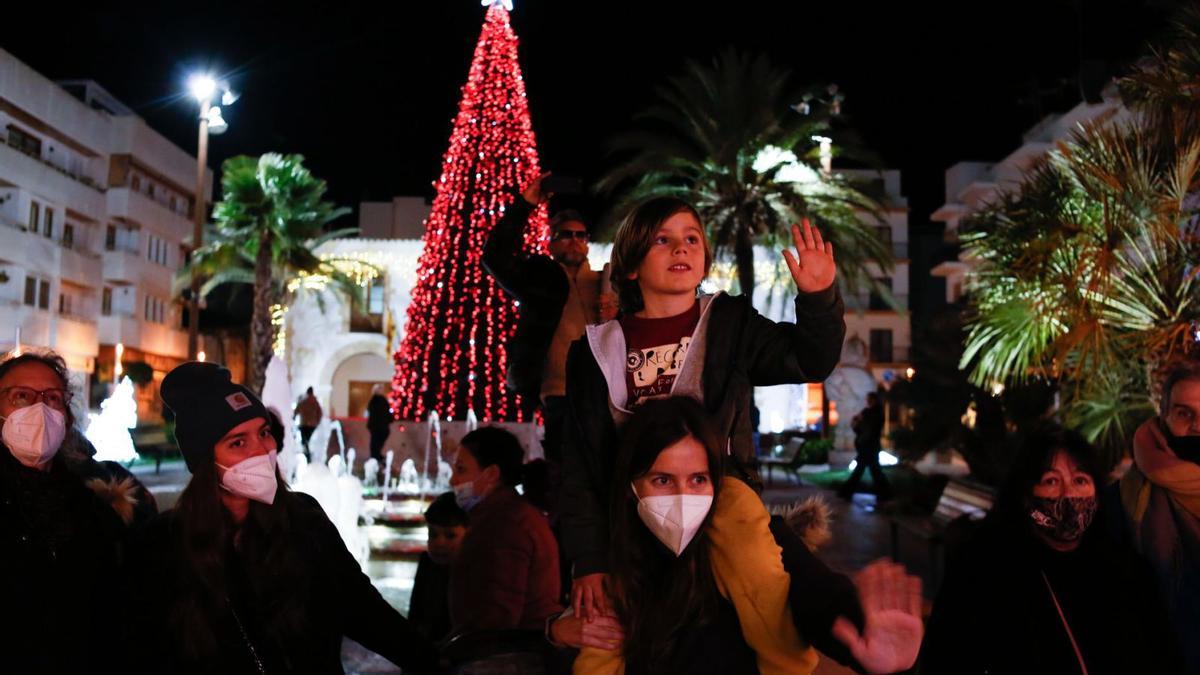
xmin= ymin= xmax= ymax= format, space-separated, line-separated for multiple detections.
xmin=845 ymin=293 xmax=908 ymax=312
xmin=107 ymin=187 xmax=192 ymax=237
xmin=0 ymin=141 xmax=105 ymax=220
xmin=101 ymin=247 xmax=171 ymax=292
xmin=98 ymin=312 xmax=187 ymax=359
xmin=58 ymin=245 xmax=101 ymax=287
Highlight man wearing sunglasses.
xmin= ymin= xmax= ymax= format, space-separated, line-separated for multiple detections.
xmin=484 ymin=173 xmax=618 ymax=465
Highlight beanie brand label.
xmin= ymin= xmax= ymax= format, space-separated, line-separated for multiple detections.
xmin=226 ymin=392 xmax=253 ymax=411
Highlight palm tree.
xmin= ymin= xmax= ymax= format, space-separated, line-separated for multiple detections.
xmin=597 ymin=49 xmax=893 ymax=299
xmin=180 ymin=153 xmax=364 ymax=393
xmin=959 ymin=6 xmax=1200 ymax=461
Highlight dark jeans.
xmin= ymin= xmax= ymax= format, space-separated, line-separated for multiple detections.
xmin=841 ymin=446 xmax=892 ymax=499
xmin=369 ymin=427 xmax=389 ymax=462
xmin=299 ymin=425 xmax=316 ymax=457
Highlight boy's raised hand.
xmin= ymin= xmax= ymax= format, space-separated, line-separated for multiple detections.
xmin=782 ymin=219 xmax=836 ymax=293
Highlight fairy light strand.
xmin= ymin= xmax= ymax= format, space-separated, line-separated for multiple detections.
xmin=390 ymin=3 xmax=545 ymax=423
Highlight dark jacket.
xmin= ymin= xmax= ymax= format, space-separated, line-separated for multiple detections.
xmin=450 ymin=486 xmax=563 ymax=634
xmin=561 ymin=289 xmax=845 ymax=576
xmin=366 ymin=394 xmax=392 ymax=434
xmin=853 ymin=403 xmax=884 ymax=454
xmin=0 ymin=448 xmax=128 ymax=674
xmin=921 ymin=513 xmax=1184 ymax=675
xmin=129 ymin=491 xmax=438 ymax=674
xmin=482 ymin=196 xmax=570 ymax=397
xmin=409 ymin=551 xmax=452 ymax=641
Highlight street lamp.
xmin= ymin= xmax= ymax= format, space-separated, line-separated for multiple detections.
xmin=186 ymin=73 xmax=236 ymax=360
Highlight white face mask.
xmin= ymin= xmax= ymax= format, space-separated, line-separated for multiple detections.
xmin=217 ymin=450 xmax=278 ymax=505
xmin=453 ymin=480 xmax=484 ymax=511
xmin=632 ymin=483 xmax=713 ymax=556
xmin=2 ymin=402 xmax=67 ymax=469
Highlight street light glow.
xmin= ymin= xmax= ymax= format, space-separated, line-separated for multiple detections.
xmin=188 ymin=74 xmax=217 ymax=102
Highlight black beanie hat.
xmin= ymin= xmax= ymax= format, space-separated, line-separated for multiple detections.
xmin=160 ymin=362 xmax=270 ymax=472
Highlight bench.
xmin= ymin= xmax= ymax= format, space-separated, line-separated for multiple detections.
xmin=131 ymin=427 xmax=179 ymax=474
xmin=758 ymin=438 xmax=807 ymax=487
xmin=886 ymin=477 xmax=995 ymax=588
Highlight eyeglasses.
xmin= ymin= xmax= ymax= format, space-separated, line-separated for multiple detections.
xmin=551 ymin=230 xmax=590 ymax=242
xmin=0 ymin=386 xmax=71 ymax=411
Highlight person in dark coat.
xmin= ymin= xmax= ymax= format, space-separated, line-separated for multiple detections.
xmin=0 ymin=350 xmax=152 ymax=674
xmin=446 ymin=426 xmax=562 ymax=673
xmin=409 ymin=491 xmax=469 ymax=641
xmin=481 ymin=173 xmax=617 ymax=461
xmin=561 ymin=197 xmax=846 ymax=617
xmin=839 ymin=391 xmax=892 ymax=500
xmin=921 ymin=425 xmax=1184 ymax=675
xmin=129 ymin=362 xmax=438 ymax=675
xmin=1108 ymin=360 xmax=1200 ymax=674
xmin=365 ymin=384 xmax=392 ymax=464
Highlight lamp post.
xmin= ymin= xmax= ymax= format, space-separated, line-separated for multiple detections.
xmin=186 ymin=74 xmax=234 ymax=360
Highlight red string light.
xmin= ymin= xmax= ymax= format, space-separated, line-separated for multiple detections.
xmin=391 ymin=4 xmax=546 ymax=423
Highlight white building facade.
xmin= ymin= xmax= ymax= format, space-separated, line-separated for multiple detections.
xmin=0 ymin=49 xmax=209 ymax=411
xmin=931 ymin=100 xmax=1124 ymax=302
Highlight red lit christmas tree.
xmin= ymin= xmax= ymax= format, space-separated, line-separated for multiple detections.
xmin=391 ymin=1 xmax=545 ymax=422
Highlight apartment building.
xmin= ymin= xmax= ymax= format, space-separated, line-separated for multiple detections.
xmin=931 ymin=100 xmax=1124 ymax=302
xmin=0 ymin=49 xmax=210 ymax=414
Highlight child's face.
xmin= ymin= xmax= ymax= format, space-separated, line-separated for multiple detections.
xmin=427 ymin=524 xmax=467 ymax=565
xmin=628 ymin=211 xmax=706 ymax=304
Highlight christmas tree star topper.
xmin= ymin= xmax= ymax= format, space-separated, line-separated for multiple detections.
xmin=482 ymin=0 xmax=513 ymax=10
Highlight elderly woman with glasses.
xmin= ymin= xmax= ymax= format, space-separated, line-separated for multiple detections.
xmin=0 ymin=349 xmax=155 ymax=673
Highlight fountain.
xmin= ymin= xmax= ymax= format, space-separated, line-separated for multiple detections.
xmin=261 ymin=356 xmax=302 ymax=482
xmin=85 ymin=376 xmax=139 ymax=463
xmin=436 ymin=458 xmax=453 ymax=495
xmin=398 ymin=458 xmax=421 ymax=495
xmin=465 ymin=408 xmax=478 ymax=432
xmin=422 ymin=411 xmax=442 ymax=496
xmin=329 ymin=419 xmax=347 ymax=462
xmin=363 ymin=458 xmax=380 ymax=487
xmin=382 ymin=450 xmax=395 ymax=500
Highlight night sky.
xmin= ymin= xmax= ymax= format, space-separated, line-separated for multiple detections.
xmin=2 ymin=0 xmax=1182 ymax=318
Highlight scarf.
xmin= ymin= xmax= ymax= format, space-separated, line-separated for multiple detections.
xmin=1122 ymin=418 xmax=1200 ymax=524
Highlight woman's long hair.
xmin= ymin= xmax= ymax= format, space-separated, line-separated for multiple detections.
xmin=170 ymin=442 xmax=312 ymax=661
xmin=609 ymin=397 xmax=725 ymax=674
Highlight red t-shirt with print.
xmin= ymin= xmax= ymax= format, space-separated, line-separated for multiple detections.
xmin=620 ymin=300 xmax=701 ymax=408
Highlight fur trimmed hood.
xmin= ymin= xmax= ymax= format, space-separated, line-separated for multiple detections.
xmin=85 ymin=475 xmax=140 ymax=525
xmin=769 ymin=496 xmax=833 ymax=552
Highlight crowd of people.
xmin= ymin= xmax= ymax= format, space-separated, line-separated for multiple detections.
xmin=0 ymin=172 xmax=1195 ymax=674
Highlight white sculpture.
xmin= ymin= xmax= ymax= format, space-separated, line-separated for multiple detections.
xmin=823 ymin=337 xmax=879 ymax=453
xmin=85 ymin=377 xmax=139 ymax=463
xmin=261 ymin=355 xmax=302 ymax=482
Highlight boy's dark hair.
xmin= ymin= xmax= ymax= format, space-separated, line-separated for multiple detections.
xmin=610 ymin=197 xmax=712 ymax=313
xmin=458 ymin=426 xmax=525 ymax=487
xmin=0 ymin=349 xmax=75 ymax=428
xmin=425 ymin=492 xmax=469 ymax=528
xmin=1160 ymin=359 xmax=1200 ymax=417
xmin=549 ymin=209 xmax=588 ymax=235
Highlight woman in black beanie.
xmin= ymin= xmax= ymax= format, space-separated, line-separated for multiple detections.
xmin=128 ymin=362 xmax=438 ymax=674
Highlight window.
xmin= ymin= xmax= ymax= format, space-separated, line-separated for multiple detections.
xmin=58 ymin=293 xmax=70 ymax=315
xmin=63 ymin=224 xmax=75 ymax=249
xmin=368 ymin=282 xmax=385 ymax=314
xmin=131 ymin=174 xmax=141 ymax=191
xmin=43 ymin=208 xmax=53 ymax=239
xmin=869 ymin=329 xmax=894 ymax=363
xmin=101 ymin=288 xmax=112 ymax=316
xmin=170 ymin=196 xmax=177 ymax=212
xmin=144 ymin=295 xmax=150 ymax=321
xmin=28 ymin=202 xmax=39 ymax=234
xmin=37 ymin=280 xmax=49 ymax=310
xmin=147 ymin=183 xmax=155 ymax=199
xmin=105 ymin=225 xmax=116 ymax=251
xmin=6 ymin=125 xmax=41 ymax=158
xmin=875 ymin=226 xmax=892 ymax=245
xmin=23 ymin=277 xmax=36 ymax=306
xmin=869 ymin=277 xmax=892 ymax=311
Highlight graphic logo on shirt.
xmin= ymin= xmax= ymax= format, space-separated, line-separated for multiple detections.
xmin=627 ymin=336 xmax=691 ymax=398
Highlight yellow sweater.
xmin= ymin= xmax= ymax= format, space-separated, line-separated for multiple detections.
xmin=573 ymin=478 xmax=818 ymax=675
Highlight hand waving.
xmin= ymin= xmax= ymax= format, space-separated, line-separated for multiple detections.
xmin=782 ymin=219 xmax=836 ymax=293
xmin=831 ymin=558 xmax=924 ymax=674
